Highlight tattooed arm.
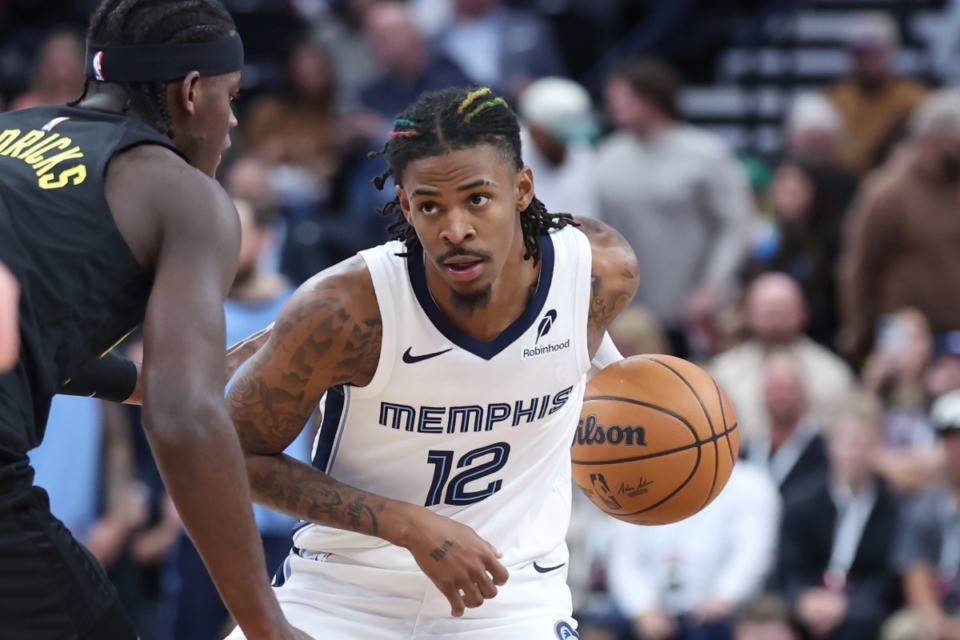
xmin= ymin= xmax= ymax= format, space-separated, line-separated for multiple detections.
xmin=227 ymin=257 xmax=508 ymax=616
xmin=574 ymin=216 xmax=640 ymax=356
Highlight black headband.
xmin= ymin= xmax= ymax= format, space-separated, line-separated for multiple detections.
xmin=85 ymin=32 xmax=243 ymax=83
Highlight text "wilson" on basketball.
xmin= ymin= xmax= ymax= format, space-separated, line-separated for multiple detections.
xmin=575 ymin=415 xmax=647 ymax=446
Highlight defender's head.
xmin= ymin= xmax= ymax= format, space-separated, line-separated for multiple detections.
xmin=83 ymin=0 xmax=242 ymax=176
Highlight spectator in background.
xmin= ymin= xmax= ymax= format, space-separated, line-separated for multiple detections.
xmin=160 ymin=198 xmax=308 ymax=640
xmin=356 ymin=1 xmax=471 ymax=123
xmin=517 ymin=76 xmax=601 ymax=218
xmin=307 ymin=0 xmax=380 ymax=108
xmin=605 ymin=461 xmax=781 ymax=640
xmin=775 ymin=393 xmax=902 ymax=640
xmin=747 ymin=155 xmax=858 ymax=350
xmin=734 ymin=595 xmax=802 ymax=640
xmin=333 ymin=1 xmax=474 ymax=262
xmin=861 ymin=308 xmax=944 ymax=495
xmin=710 ymin=274 xmax=853 ymax=445
xmin=924 ymin=331 xmax=960 ymax=401
xmin=838 ymin=89 xmax=960 ymax=365
xmin=782 ymin=92 xmax=846 ymax=165
xmin=607 ymin=304 xmax=671 ymax=357
xmin=598 ymin=57 xmax=753 ymax=359
xmin=743 ymin=350 xmax=830 ymax=504
xmin=823 ymin=12 xmax=929 ymax=176
xmin=433 ymin=0 xmax=566 ymax=99
xmin=242 ymin=39 xmax=357 ymax=283
xmin=9 ymin=28 xmax=85 ymax=111
xmin=882 ymin=390 xmax=960 ymax=640
xmin=242 ymin=37 xmax=340 ymax=207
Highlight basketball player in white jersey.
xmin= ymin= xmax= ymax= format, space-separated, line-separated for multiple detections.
xmin=225 ymin=86 xmax=639 ymax=640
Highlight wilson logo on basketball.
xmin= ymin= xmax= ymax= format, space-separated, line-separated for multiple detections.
xmin=575 ymin=415 xmax=647 ymax=446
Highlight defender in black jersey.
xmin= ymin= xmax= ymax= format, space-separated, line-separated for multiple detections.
xmin=0 ymin=2 xmax=307 ymax=640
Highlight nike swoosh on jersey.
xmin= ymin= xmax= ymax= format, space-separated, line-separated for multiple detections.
xmin=402 ymin=347 xmax=453 ymax=364
xmin=533 ymin=562 xmax=567 ymax=574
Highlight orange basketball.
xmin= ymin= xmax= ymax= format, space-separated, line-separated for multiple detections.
xmin=572 ymin=354 xmax=739 ymax=525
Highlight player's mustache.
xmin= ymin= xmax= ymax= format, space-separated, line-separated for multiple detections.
xmin=436 ymin=247 xmax=492 ymax=263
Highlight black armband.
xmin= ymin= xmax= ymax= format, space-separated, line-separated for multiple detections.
xmin=59 ymin=351 xmax=138 ymax=403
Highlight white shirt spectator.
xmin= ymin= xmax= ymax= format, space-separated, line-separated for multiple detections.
xmin=521 ymin=127 xmax=601 ymax=219
xmin=606 ymin=461 xmax=781 ymax=618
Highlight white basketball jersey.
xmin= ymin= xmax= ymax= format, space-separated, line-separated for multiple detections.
xmin=293 ymin=226 xmax=593 ymax=571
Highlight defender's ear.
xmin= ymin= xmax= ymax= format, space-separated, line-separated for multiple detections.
xmin=167 ymin=70 xmax=202 ymax=116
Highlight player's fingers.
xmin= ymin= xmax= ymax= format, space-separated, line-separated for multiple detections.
xmin=460 ymin=581 xmax=485 ymax=609
xmin=443 ymin=585 xmax=466 ymax=618
xmin=477 ymin=572 xmax=499 ymax=600
xmin=485 ymin=558 xmax=509 ymax=586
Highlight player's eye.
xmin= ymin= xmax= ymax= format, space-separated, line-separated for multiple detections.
xmin=468 ymin=194 xmax=490 ymax=207
xmin=419 ymin=201 xmax=440 ymax=215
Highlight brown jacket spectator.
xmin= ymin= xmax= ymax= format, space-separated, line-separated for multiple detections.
xmin=823 ymin=12 xmax=929 ymax=176
xmin=838 ymin=89 xmax=960 ymax=362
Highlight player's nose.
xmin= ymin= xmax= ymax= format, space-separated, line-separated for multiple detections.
xmin=440 ymin=208 xmax=476 ymax=245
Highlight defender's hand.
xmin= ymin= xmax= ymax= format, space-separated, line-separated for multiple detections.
xmin=399 ymin=507 xmax=509 ymax=617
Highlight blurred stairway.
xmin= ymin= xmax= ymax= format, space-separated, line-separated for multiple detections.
xmin=680 ymin=0 xmax=952 ymax=157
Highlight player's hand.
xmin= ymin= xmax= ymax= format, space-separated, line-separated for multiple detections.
xmin=226 ymin=322 xmax=273 ymax=383
xmin=797 ymin=588 xmax=847 ymax=637
xmin=692 ymin=596 xmax=733 ymax=624
xmin=398 ymin=507 xmax=509 ymax=617
xmin=633 ymin=609 xmax=677 ymax=640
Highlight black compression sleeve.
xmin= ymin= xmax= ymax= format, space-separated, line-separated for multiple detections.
xmin=59 ymin=351 xmax=138 ymax=403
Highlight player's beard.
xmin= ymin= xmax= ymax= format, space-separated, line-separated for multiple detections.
xmin=450 ymin=283 xmax=493 ymax=315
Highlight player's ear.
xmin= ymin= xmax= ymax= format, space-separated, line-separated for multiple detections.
xmin=168 ymin=71 xmax=202 ymax=117
xmin=515 ymin=166 xmax=534 ymax=212
xmin=396 ymin=184 xmax=413 ymax=224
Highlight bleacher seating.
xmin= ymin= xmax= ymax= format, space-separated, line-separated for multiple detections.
xmin=682 ymin=0 xmax=952 ymax=156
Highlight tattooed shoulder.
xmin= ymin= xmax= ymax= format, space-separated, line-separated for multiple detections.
xmin=276 ymin=257 xmax=383 ymax=387
xmin=582 ymin=219 xmax=639 ymax=336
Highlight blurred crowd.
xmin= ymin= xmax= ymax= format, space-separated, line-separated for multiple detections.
xmin=3 ymin=1 xmax=960 ymax=639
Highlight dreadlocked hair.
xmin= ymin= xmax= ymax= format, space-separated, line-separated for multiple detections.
xmin=369 ymin=86 xmax=576 ymax=264
xmin=76 ymin=0 xmax=235 ymax=138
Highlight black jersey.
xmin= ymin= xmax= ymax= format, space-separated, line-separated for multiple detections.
xmin=0 ymin=105 xmax=182 ymax=485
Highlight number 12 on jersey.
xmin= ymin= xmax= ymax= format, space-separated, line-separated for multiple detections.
xmin=424 ymin=442 xmax=511 ymax=506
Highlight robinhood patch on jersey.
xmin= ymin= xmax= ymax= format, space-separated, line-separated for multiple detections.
xmin=522 ymin=309 xmax=570 ymax=359
xmin=555 ymin=621 xmax=579 ymax=639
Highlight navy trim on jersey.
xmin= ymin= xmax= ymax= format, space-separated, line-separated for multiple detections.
xmin=312 ymin=386 xmax=345 ymax=471
xmin=406 ymin=232 xmax=555 ymax=360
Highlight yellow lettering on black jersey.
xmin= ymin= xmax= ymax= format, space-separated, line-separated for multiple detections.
xmin=0 ymin=128 xmax=87 ymax=190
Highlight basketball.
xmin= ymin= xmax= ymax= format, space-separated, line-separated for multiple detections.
xmin=572 ymin=354 xmax=739 ymax=525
